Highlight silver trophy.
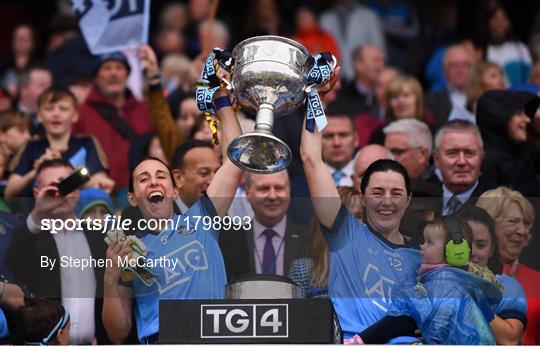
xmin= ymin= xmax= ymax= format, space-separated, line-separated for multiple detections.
xmin=227 ymin=36 xmax=313 ymax=174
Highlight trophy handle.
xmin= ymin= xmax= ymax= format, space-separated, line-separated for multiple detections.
xmin=330 ymin=54 xmax=337 ymax=69
xmin=221 ymin=77 xmax=233 ymax=91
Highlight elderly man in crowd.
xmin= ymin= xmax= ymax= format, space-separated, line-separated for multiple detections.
xmin=432 ymin=120 xmax=490 ymax=215
xmin=426 ymin=44 xmax=474 ymax=124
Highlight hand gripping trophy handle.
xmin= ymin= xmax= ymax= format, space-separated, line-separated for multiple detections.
xmin=304 ymin=54 xmax=338 ymax=94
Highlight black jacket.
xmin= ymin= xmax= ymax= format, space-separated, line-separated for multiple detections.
xmin=334 ymin=81 xmax=377 ymax=117
xmin=425 ymin=88 xmax=452 ymax=125
xmin=219 ymin=219 xmax=308 ymax=282
xmin=476 ymin=90 xmax=540 ymax=196
xmin=5 ymin=222 xmax=112 ymax=344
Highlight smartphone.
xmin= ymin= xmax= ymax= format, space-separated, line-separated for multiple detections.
xmin=57 ymin=167 xmax=90 ymax=196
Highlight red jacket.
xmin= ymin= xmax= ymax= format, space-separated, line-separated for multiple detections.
xmin=504 ymin=262 xmax=540 ymax=345
xmin=73 ymin=86 xmax=152 ymax=189
xmin=294 ymin=26 xmax=341 ymax=62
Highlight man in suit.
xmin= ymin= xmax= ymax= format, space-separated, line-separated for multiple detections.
xmin=5 ymin=159 xmax=111 ymax=344
xmin=220 ymin=170 xmax=308 ymax=280
xmin=335 ymin=44 xmax=385 ymax=116
xmin=432 ymin=120 xmax=490 ymax=215
xmin=322 ymin=113 xmax=359 ymax=187
xmin=425 ymin=44 xmax=473 ymax=125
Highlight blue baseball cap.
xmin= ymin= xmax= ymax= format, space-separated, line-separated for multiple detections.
xmin=76 ymin=188 xmax=115 ymax=218
xmin=94 ymin=51 xmax=131 ymax=75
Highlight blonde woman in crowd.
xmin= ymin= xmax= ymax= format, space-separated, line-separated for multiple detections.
xmin=369 ymin=75 xmax=435 ymax=144
xmin=477 ymin=187 xmax=540 ymax=345
xmin=466 ymin=61 xmax=506 ymax=111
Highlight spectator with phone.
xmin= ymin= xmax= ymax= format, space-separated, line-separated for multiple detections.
xmin=5 ymin=159 xmax=110 ymax=344
xmin=5 ymin=87 xmax=113 ymax=200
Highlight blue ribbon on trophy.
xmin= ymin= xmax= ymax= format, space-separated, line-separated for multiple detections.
xmin=195 ymin=48 xmax=234 ymax=144
xmin=305 ymin=52 xmax=336 ymax=133
xmin=196 ymin=48 xmax=232 ymax=113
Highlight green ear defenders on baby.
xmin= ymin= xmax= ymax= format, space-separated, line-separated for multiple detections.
xmin=443 ymin=215 xmax=471 ymax=267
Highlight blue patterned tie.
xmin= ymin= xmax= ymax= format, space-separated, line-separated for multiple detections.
xmin=446 ymin=195 xmax=462 ymax=215
xmin=262 ymin=229 xmax=277 ymax=275
xmin=332 ymin=170 xmax=345 ymax=186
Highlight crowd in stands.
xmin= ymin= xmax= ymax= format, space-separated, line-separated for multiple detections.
xmin=0 ymin=0 xmax=540 ymax=344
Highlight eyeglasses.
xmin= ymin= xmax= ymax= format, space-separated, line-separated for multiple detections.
xmin=388 ymin=146 xmax=421 ymax=156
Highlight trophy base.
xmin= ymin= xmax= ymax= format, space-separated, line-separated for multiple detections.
xmin=227 ymin=132 xmax=292 ymax=174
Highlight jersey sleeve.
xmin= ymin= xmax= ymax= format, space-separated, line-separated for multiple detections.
xmin=0 ymin=308 xmax=8 ymax=339
xmin=496 ymin=275 xmax=528 ymax=327
xmin=320 ymin=204 xmax=370 ymax=251
xmin=184 ymin=193 xmax=219 ymax=238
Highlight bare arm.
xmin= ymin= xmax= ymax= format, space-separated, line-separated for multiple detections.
xmin=102 ymin=241 xmax=134 ymax=344
xmin=0 ymin=283 xmax=24 ymax=312
xmin=207 ymin=75 xmax=243 ymax=217
xmin=300 ymin=119 xmax=341 ymax=229
xmin=300 ymin=67 xmax=342 ymax=229
xmin=4 ymin=170 xmax=36 ymax=198
xmin=490 ymin=316 xmax=524 ymax=345
xmin=5 ymin=148 xmax=61 ymax=198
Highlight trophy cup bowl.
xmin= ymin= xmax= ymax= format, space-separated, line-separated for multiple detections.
xmin=228 ymin=36 xmax=313 ymax=173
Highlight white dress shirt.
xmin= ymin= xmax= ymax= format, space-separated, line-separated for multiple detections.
xmin=175 ymin=197 xmax=190 ymax=214
xmin=227 ymin=186 xmax=254 ymax=222
xmin=448 ymin=85 xmax=467 ymax=109
xmin=27 ymin=215 xmax=96 ymax=344
xmin=447 ymin=106 xmax=475 ymax=124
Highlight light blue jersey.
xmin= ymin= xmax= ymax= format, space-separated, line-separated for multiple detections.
xmin=321 ymin=206 xmax=421 ymax=339
xmin=497 ymin=274 xmax=528 ymax=325
xmin=0 ymin=308 xmax=7 ymax=339
xmin=130 ymin=195 xmax=227 ymax=342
